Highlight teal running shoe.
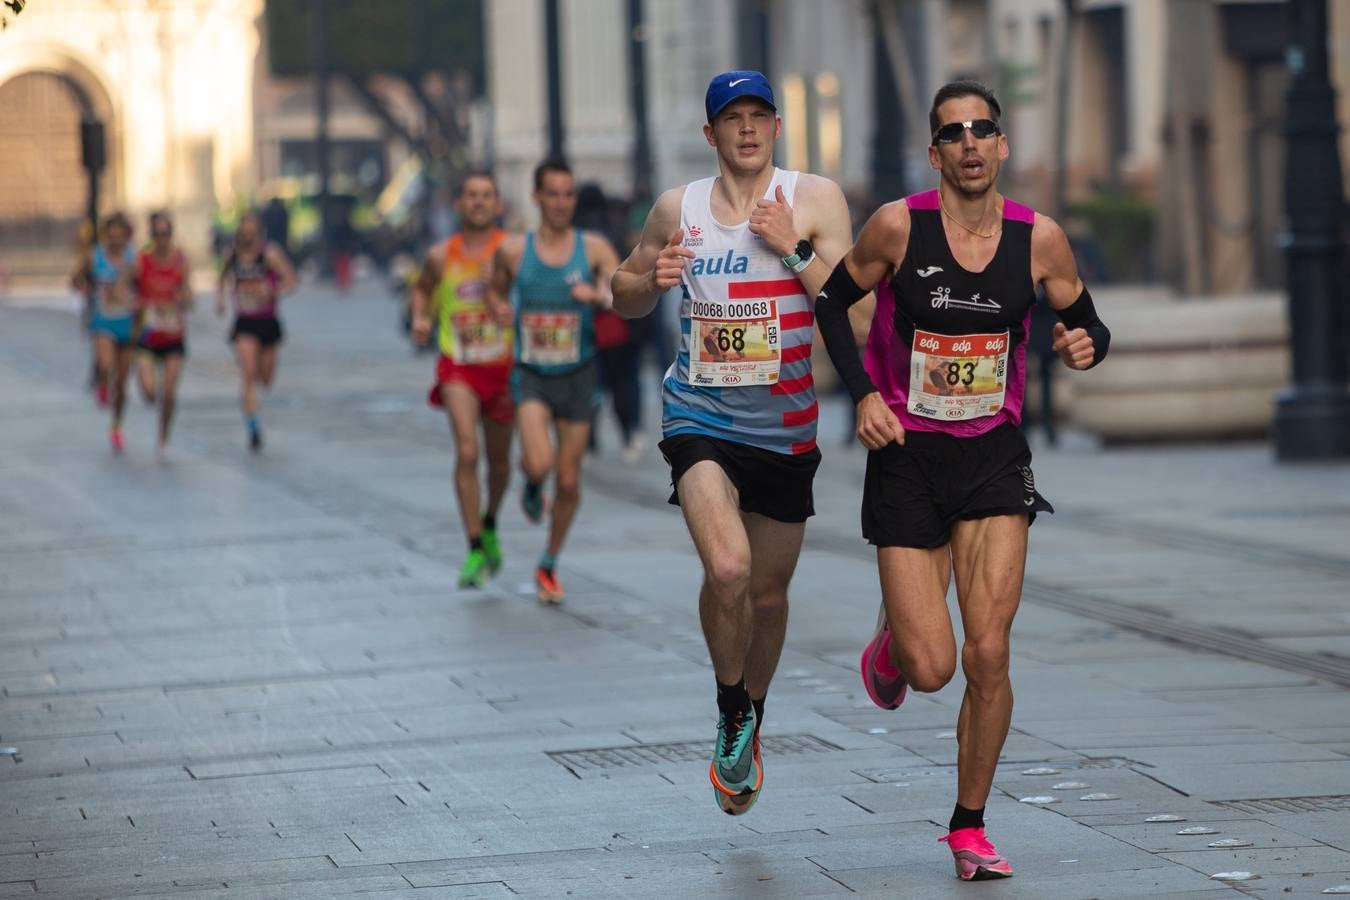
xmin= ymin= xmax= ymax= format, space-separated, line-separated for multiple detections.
xmin=710 ymin=706 xmax=760 ymax=802
xmin=715 ymin=731 xmax=762 ymax=815
xmin=521 ymin=482 xmax=545 ymax=525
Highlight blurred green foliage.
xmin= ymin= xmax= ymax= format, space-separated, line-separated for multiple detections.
xmin=997 ymin=59 xmax=1041 ymax=110
xmin=1068 ymin=189 xmax=1155 ymax=283
xmin=265 ymin=0 xmax=483 ymax=83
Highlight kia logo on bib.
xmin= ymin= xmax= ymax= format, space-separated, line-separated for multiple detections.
xmin=723 ymin=375 xmax=742 ymax=385
xmin=945 ymin=409 xmax=965 ymax=419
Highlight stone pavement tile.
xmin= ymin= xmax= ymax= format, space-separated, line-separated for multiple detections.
xmin=1076 ymin=741 xmax=1347 ymax=768
xmin=0 ymin=834 xmax=355 ymax=885
xmin=1095 ymin=818 xmax=1323 ymax=853
xmin=1217 ymin=612 xmax=1350 ymax=639
xmin=1015 ymin=633 xmax=1189 ymax=664
xmin=1066 ymin=806 xmax=1261 ymax=827
xmin=823 ymin=864 xmax=1234 ymax=899
xmin=1262 ymin=811 xmax=1350 ymax=853
xmin=1142 ymin=761 xmax=1350 ymax=801
xmin=1016 ymin=721 xmax=1278 ymax=750
xmin=995 ymin=769 xmax=1195 ymax=819
xmin=814 ymin=694 xmax=964 ymax=732
xmin=399 ymin=845 xmax=850 ymax=898
xmin=809 ymin=802 xmax=1156 ymax=868
xmin=1087 ymin=658 xmax=1317 ymax=693
xmin=97 ymin=883 xmax=516 ymax=900
xmin=1159 ymin=845 xmax=1350 ymax=877
xmin=1219 ymin=694 xmax=1350 ymax=732
xmin=1238 ymin=872 xmax=1350 ymax=897
xmin=836 ymin=781 xmax=985 ymax=821
xmin=51 ymin=861 xmax=412 ymax=899
xmin=1154 ymin=683 xmax=1343 ymax=706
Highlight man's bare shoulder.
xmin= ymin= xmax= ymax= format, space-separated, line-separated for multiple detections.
xmin=866 ymin=199 xmax=911 ymax=240
xmin=1030 ymin=210 xmax=1067 ymax=244
xmin=580 ymin=229 xmax=620 ymax=259
xmin=792 ymin=172 xmax=847 ymax=209
xmin=497 ymin=232 xmax=527 ymax=258
xmin=424 ymin=238 xmax=452 ymax=265
xmin=1030 ymin=212 xmax=1073 ymax=259
xmin=649 ymin=186 xmax=686 ymax=224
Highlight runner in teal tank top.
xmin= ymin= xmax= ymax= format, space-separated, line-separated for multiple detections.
xmin=511 ymin=230 xmax=597 ymax=376
xmin=488 ymin=160 xmax=621 ymax=604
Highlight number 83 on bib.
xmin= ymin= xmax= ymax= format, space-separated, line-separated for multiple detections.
xmin=907 ymin=329 xmax=1010 ymax=421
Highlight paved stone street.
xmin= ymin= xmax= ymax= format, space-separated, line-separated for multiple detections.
xmin=2 ymin=282 xmax=1349 ymax=899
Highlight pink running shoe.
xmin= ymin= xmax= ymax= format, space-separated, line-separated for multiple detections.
xmin=939 ymin=827 xmax=1014 ymax=881
xmin=859 ymin=608 xmax=907 ymax=710
xmin=110 ymin=427 xmax=125 ymax=454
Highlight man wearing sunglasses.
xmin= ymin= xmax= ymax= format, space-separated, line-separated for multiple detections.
xmin=815 ymin=80 xmax=1110 ymax=880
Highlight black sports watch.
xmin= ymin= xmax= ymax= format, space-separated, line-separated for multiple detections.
xmin=781 ymin=238 xmax=814 ymax=273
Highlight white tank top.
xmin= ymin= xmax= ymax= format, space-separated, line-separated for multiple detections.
xmin=661 ymin=168 xmax=818 ymax=455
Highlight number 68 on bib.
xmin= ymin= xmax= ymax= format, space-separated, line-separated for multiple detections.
xmin=687 ymin=297 xmax=781 ymax=387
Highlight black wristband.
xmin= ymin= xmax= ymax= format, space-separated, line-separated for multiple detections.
xmin=1054 ymin=285 xmax=1110 ymax=368
xmin=815 ymin=260 xmax=878 ymax=403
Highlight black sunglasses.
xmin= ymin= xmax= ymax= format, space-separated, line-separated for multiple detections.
xmin=932 ymin=118 xmax=1001 ymax=144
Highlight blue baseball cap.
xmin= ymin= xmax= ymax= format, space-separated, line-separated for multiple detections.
xmin=705 ymin=70 xmax=776 ymax=121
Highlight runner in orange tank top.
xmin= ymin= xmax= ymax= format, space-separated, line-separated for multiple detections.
xmin=410 ymin=172 xmax=514 ymax=589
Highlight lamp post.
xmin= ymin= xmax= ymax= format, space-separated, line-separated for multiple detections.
xmin=626 ymin=0 xmax=652 ymax=204
xmin=544 ymin=0 xmax=565 ymax=161
xmin=1273 ymin=0 xmax=1350 ymax=460
xmin=313 ymin=0 xmax=331 ymax=276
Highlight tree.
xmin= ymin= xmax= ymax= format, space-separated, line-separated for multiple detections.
xmin=264 ymin=1 xmax=485 ymax=223
xmin=1 ymin=0 xmax=27 ymax=30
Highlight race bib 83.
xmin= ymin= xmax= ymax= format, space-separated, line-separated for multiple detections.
xmin=907 ymin=329 xmax=1009 ymax=421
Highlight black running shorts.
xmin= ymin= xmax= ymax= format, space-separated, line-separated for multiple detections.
xmin=138 ymin=339 xmax=186 ymax=359
xmin=660 ymin=433 xmax=821 ymax=524
xmin=230 ymin=316 xmax=283 ymax=347
xmin=862 ymin=422 xmax=1053 ymax=548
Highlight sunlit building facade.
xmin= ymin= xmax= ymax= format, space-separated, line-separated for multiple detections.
xmin=0 ymin=0 xmax=265 ymax=274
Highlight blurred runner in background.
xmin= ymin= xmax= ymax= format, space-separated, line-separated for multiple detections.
xmin=217 ymin=211 xmax=298 ymax=453
xmin=134 ymin=211 xmax=193 ymax=460
xmin=411 ymin=172 xmax=514 ymax=589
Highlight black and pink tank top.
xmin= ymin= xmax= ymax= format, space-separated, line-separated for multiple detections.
xmin=864 ymin=189 xmax=1038 ymax=437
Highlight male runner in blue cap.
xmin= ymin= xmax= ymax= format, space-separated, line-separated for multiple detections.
xmin=613 ymin=71 xmax=856 ymax=814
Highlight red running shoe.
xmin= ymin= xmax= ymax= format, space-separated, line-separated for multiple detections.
xmin=535 ymin=567 xmax=564 ymax=604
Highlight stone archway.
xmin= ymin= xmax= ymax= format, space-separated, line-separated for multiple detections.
xmin=0 ymin=47 xmax=117 ymax=281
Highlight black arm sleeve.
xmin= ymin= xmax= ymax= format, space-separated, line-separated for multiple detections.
xmin=814 ymin=259 xmax=879 ymax=404
xmin=1054 ymin=285 xmax=1111 ymax=368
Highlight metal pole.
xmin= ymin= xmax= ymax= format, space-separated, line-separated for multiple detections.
xmin=314 ymin=0 xmax=332 ymax=275
xmin=1274 ymin=0 xmax=1350 ymax=460
xmin=1053 ymin=0 xmax=1076 ymax=220
xmin=544 ymin=0 xmax=565 ymax=161
xmin=80 ymin=117 xmax=104 ymax=239
xmin=626 ymin=0 xmax=652 ymax=203
xmin=869 ymin=10 xmax=904 ymax=204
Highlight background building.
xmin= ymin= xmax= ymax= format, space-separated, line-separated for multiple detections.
xmin=0 ymin=0 xmax=263 ymax=276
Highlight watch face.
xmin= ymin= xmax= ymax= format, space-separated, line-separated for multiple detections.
xmin=795 ymin=239 xmax=813 ymax=258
